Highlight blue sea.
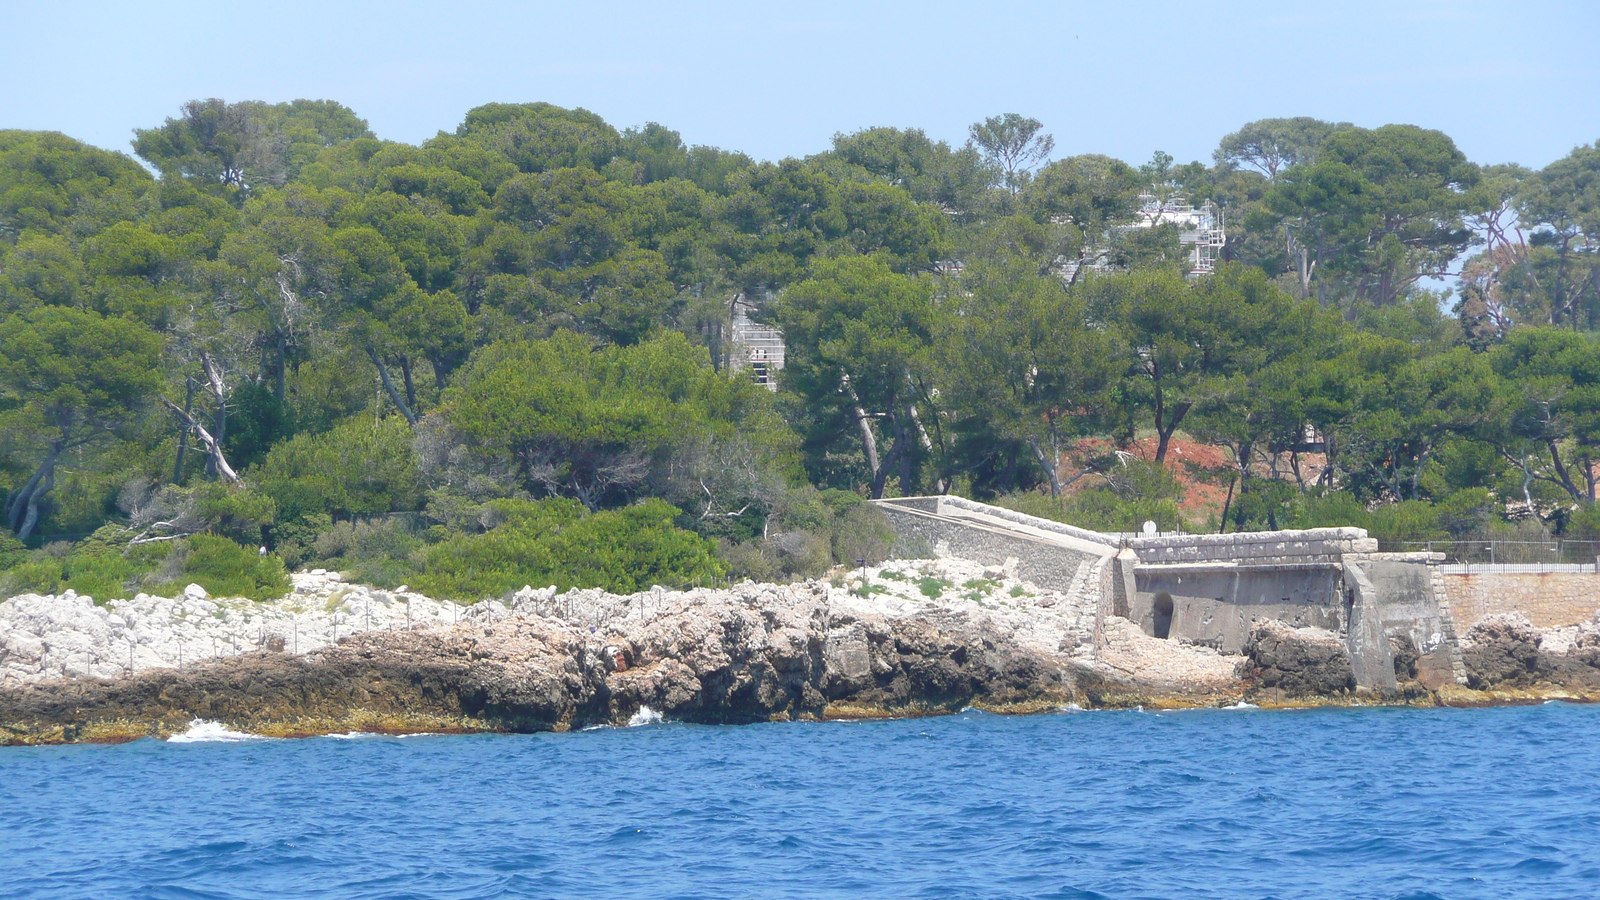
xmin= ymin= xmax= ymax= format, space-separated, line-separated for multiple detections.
xmin=2 ymin=704 xmax=1598 ymax=900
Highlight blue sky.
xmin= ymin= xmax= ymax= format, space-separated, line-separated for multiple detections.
xmin=3 ymin=0 xmax=1596 ymax=169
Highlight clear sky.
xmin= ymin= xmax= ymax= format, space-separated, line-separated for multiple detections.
xmin=3 ymin=0 xmax=1596 ymax=169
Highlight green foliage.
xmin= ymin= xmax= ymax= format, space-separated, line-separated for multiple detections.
xmin=0 ymin=558 xmax=65 ymax=597
xmin=0 ymin=129 xmax=154 ymax=239
xmin=61 ymin=550 xmax=150 ymax=601
xmin=5 ymin=103 xmax=1600 ymax=582
xmin=718 ymin=494 xmax=894 ymax=582
xmin=0 ymin=533 xmax=26 ymax=569
xmin=1567 ymin=505 xmax=1600 ymax=544
xmin=0 ymin=534 xmax=174 ymax=602
xmin=1282 ymin=488 xmax=1494 ymax=544
xmin=133 ymin=98 xmax=372 ymax=192
xmin=411 ymin=498 xmax=724 ymax=600
xmin=191 ymin=483 xmax=277 ymax=544
xmin=443 ymin=329 xmax=789 ymax=512
xmin=309 ymin=517 xmax=425 ymax=588
xmin=252 ymin=416 xmax=424 ymax=523
xmin=222 ymin=380 xmax=294 ymax=471
xmin=181 ymin=534 xmax=291 ymax=600
xmin=771 ymin=255 xmax=937 ymax=495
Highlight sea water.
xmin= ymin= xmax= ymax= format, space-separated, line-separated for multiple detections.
xmin=2 ymin=704 xmax=1598 ymax=899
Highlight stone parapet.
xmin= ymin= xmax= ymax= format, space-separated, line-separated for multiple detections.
xmin=1130 ymin=527 xmax=1375 ymax=567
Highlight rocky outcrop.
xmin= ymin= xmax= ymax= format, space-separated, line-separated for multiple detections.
xmin=0 ymin=578 xmax=1107 ymax=744
xmin=1461 ymin=614 xmax=1543 ymax=689
xmin=1454 ymin=612 xmax=1600 ymax=694
xmin=7 ymin=557 xmax=1600 ymax=742
xmin=1237 ymin=621 xmax=1356 ymax=698
xmin=0 ymin=572 xmax=472 ymax=682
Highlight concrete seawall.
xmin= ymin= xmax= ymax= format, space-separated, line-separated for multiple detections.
xmin=873 ymin=496 xmax=1600 ymax=694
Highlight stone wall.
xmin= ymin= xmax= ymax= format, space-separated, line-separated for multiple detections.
xmin=873 ymin=503 xmax=1113 ymax=598
xmin=1443 ymin=573 xmax=1600 ymax=630
xmin=871 ymin=496 xmax=1600 ymax=692
xmin=931 ymin=496 xmax=1118 ymax=548
xmin=1130 ymin=528 xmax=1377 ymax=567
xmin=1361 ymin=557 xmax=1464 ymax=688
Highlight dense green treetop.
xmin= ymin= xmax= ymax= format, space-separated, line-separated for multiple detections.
xmin=3 ymin=98 xmax=1600 ymax=599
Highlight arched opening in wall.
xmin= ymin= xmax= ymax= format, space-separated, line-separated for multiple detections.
xmin=1153 ymin=592 xmax=1174 ymax=640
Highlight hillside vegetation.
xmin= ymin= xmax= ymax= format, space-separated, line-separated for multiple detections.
xmin=1 ymin=104 xmax=1597 ymax=600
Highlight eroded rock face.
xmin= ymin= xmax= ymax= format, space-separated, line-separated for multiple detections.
xmin=1461 ymin=614 xmax=1543 ymax=689
xmin=1237 ymin=621 xmax=1356 ymax=697
xmin=0 ymin=580 xmax=1090 ymax=743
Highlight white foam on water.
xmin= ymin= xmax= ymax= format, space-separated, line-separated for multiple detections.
xmin=166 ymin=719 xmax=267 ymax=743
xmin=628 ymin=706 xmax=663 ymax=727
xmin=325 ymin=731 xmax=384 ymax=740
xmin=1225 ymin=701 xmax=1260 ymax=710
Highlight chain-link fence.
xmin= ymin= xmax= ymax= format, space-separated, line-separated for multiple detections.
xmin=1381 ymin=539 xmax=1600 ymax=573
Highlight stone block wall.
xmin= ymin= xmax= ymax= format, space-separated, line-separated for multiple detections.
xmin=872 ymin=503 xmax=1114 ymax=597
xmin=931 ymin=496 xmax=1118 ymax=548
xmin=1130 ymin=528 xmax=1377 ymax=567
xmin=1443 ymin=573 xmax=1600 ymax=630
xmin=1362 ymin=557 xmax=1464 ymax=687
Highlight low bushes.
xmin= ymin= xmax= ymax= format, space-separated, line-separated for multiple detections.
xmin=410 ymin=498 xmax=726 ymax=600
xmin=0 ymin=533 xmax=290 ymax=603
xmin=716 ymin=488 xmax=894 ymax=583
xmin=181 ymin=534 xmax=292 ymax=601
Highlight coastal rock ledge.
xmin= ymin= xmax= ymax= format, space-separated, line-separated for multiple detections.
xmin=5 ymin=561 xmax=1600 ymax=744
xmin=0 ymin=576 xmax=1126 ymax=744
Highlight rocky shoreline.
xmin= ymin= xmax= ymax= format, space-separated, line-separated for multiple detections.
xmin=2 ymin=558 xmax=1599 ymax=745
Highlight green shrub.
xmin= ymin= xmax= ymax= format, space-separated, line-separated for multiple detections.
xmin=0 ymin=535 xmax=179 ymax=602
xmin=310 ymin=517 xmax=425 ymax=588
xmin=997 ymin=458 xmax=1188 ymax=534
xmin=252 ymin=416 xmax=425 ymax=521
xmin=61 ymin=551 xmax=148 ymax=600
xmin=180 ymin=534 xmax=292 ymax=600
xmin=270 ymin=512 xmax=334 ymax=570
xmin=191 ymin=483 xmax=277 ymax=545
xmin=411 ymin=498 xmax=725 ymax=600
xmin=1568 ymin=503 xmax=1600 ymax=543
xmin=997 ymin=488 xmax=1184 ymax=533
xmin=0 ymin=558 xmax=65 ymax=597
xmin=0 ymin=533 xmax=27 ymax=570
xmin=1281 ymin=491 xmax=1369 ymax=530
xmin=771 ymin=488 xmax=893 ymax=566
xmin=1287 ymin=489 xmax=1493 ymax=545
xmin=713 ymin=488 xmax=894 ymax=582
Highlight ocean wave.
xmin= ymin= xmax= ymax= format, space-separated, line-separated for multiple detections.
xmin=166 ymin=719 xmax=268 ymax=743
xmin=627 ymin=705 xmax=663 ymax=727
